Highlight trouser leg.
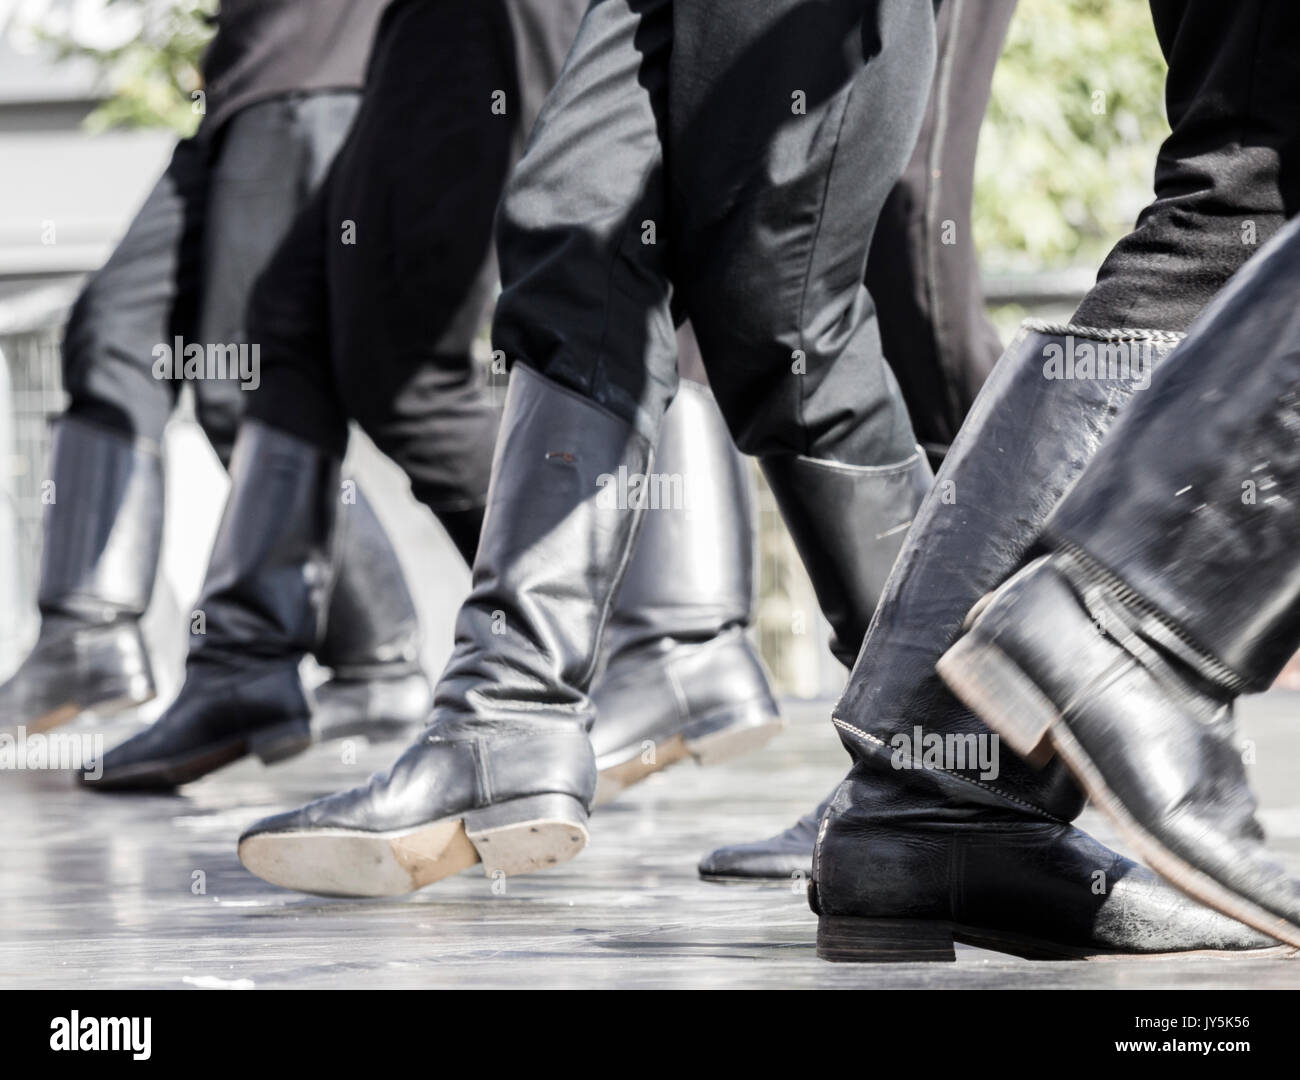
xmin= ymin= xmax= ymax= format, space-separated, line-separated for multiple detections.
xmin=1074 ymin=0 xmax=1300 ymax=331
xmin=318 ymin=0 xmax=587 ymax=562
xmin=62 ymin=138 xmax=203 ymax=440
xmin=868 ymin=0 xmax=1015 ymax=466
xmin=672 ymin=0 xmax=936 ymax=671
xmin=192 ymin=92 xmax=361 ymax=465
xmin=217 ymin=91 xmax=428 ymax=697
xmin=700 ymin=0 xmax=1013 ymax=884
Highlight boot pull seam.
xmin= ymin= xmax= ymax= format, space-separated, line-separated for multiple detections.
xmin=830 ymin=716 xmax=1062 ymax=822
xmin=762 ymin=447 xmax=924 ymax=477
xmin=1023 ymin=319 xmax=1185 ymax=345
xmin=1054 ymin=541 xmax=1251 ymax=694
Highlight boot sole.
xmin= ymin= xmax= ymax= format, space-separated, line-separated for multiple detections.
xmin=237 ymin=792 xmax=589 ymax=898
xmin=87 ymin=719 xmax=312 ymax=791
xmin=592 ymin=700 xmax=785 ymax=806
xmin=699 ymin=869 xmax=811 ymax=887
xmin=817 ymin=915 xmax=1297 ymax=963
xmin=937 ymin=632 xmax=1300 ymax=951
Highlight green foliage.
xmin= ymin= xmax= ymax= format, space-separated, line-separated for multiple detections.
xmin=42 ymin=0 xmax=215 ymax=136
xmin=974 ymin=0 xmax=1171 ymax=272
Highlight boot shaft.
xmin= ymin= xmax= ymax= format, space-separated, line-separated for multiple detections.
xmin=1047 ymin=220 xmax=1300 ymax=690
xmin=834 ymin=323 xmax=1182 ymax=819
xmin=316 ymin=487 xmax=422 ymax=678
xmin=761 ymin=447 xmax=932 ymax=669
xmin=602 ymin=379 xmax=755 ymax=657
xmin=38 ymin=417 xmax=164 ymax=621
xmin=195 ymin=421 xmax=340 ymax=657
xmin=434 ymin=363 xmax=652 ymax=732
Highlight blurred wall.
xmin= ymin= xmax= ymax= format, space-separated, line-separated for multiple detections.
xmin=0 ymin=2 xmax=471 ymax=705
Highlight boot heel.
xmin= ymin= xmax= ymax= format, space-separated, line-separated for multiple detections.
xmin=463 ymin=793 xmax=589 ymax=877
xmin=249 ymin=718 xmax=313 ymax=765
xmin=817 ymin=916 xmax=956 ymax=963
xmin=936 ymin=633 xmax=1057 ymax=766
xmin=682 ymin=700 xmax=786 ymax=767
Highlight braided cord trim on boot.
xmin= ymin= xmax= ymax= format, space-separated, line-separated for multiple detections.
xmin=829 ymin=716 xmax=1066 ymax=823
xmin=1023 ymin=319 xmax=1185 ymax=345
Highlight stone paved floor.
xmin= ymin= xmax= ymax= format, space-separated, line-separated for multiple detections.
xmin=3 ymin=694 xmax=1299 ymax=989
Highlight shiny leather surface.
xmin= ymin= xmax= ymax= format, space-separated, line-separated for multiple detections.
xmin=591 ymin=629 xmax=776 ymax=763
xmin=591 ymin=379 xmax=777 ymax=760
xmin=194 ymin=421 xmax=339 ymax=659
xmin=88 ymin=422 xmax=340 ymax=785
xmin=242 ymin=728 xmax=595 ymax=838
xmin=761 ymin=448 xmax=931 ymax=667
xmin=961 ymin=553 xmax=1300 ymax=934
xmin=698 ymin=793 xmax=829 ymax=881
xmin=708 ymin=442 xmax=931 ymax=877
xmin=599 ymin=380 xmax=754 ymax=654
xmin=242 ymin=364 xmax=649 ymax=838
xmin=90 ymin=658 xmax=310 ymax=790
xmin=316 ymin=486 xmax=423 ymax=678
xmin=0 ymin=418 xmax=162 ymax=726
xmin=834 ymin=327 xmax=1180 ymax=819
xmin=37 ymin=417 xmax=164 ymax=620
xmin=311 ymin=671 xmax=432 ymax=741
xmin=0 ymin=617 xmax=152 ymax=729
xmin=1048 ymin=219 xmax=1300 ymax=688
xmin=813 ymin=763 xmax=1279 ymax=953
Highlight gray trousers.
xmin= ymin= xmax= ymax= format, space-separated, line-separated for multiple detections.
xmin=62 ymin=91 xmax=359 ymax=464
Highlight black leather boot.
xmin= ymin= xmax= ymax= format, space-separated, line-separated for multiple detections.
xmin=0 ymin=418 xmax=160 ymax=732
xmin=237 ymin=365 xmax=649 ymax=897
xmin=698 ymin=795 xmax=830 ymax=884
xmin=87 ymin=422 xmax=338 ymax=790
xmin=939 ymin=227 xmax=1300 ymax=949
xmin=813 ymin=323 xmax=1283 ymax=959
xmin=697 ymin=447 xmax=931 ymax=881
xmin=311 ymin=490 xmax=434 ymax=743
xmin=590 ymin=380 xmax=782 ymax=804
xmin=813 ymin=758 xmax=1285 ymax=960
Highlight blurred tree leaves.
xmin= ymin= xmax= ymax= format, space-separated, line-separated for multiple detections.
xmin=40 ymin=0 xmax=215 ymax=136
xmin=974 ymin=0 xmax=1170 ymax=272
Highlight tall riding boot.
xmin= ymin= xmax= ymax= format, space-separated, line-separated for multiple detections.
xmin=87 ymin=422 xmax=338 ymax=789
xmin=238 ymin=364 xmax=650 ymax=897
xmin=813 ymin=323 xmax=1284 ymax=960
xmin=0 ymin=418 xmax=160 ymax=731
xmin=697 ymin=445 xmax=932 ymax=881
xmin=590 ymin=379 xmax=782 ymax=804
xmin=311 ymin=491 xmax=434 ymax=742
xmin=940 ymin=223 xmax=1300 ymax=949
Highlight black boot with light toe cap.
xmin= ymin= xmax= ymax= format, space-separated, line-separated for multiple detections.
xmin=239 ymin=365 xmax=648 ymax=896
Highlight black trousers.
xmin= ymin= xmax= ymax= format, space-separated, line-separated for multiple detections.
xmin=494 ymin=0 xmax=937 ymax=466
xmin=63 ymin=91 xmax=360 ymax=464
xmin=245 ymin=0 xmax=588 ymax=516
xmin=1074 ymin=0 xmax=1300 ymax=331
xmin=246 ymin=0 xmax=1008 ymax=502
xmin=874 ymin=0 xmax=1014 ymax=465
